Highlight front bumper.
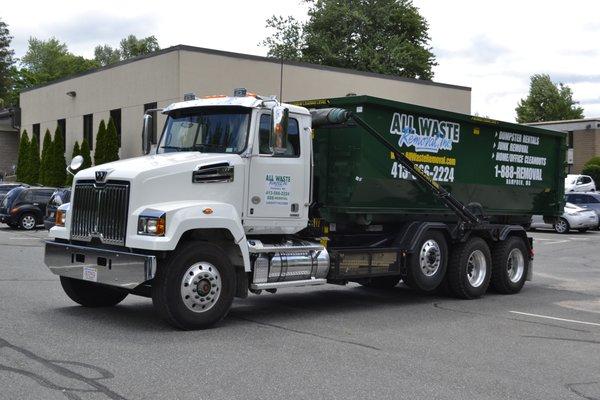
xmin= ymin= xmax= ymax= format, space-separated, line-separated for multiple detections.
xmin=0 ymin=213 xmax=11 ymax=224
xmin=44 ymin=241 xmax=157 ymax=289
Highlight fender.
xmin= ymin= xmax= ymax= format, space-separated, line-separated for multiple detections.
xmin=394 ymin=221 xmax=455 ymax=253
xmin=126 ymin=201 xmax=250 ymax=271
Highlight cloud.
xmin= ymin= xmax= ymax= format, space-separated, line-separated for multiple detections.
xmin=435 ymin=35 xmax=510 ymax=64
xmin=550 ymin=73 xmax=600 ymax=84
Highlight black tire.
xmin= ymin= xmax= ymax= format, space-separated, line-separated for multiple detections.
xmin=553 ymin=218 xmax=569 ymax=234
xmin=152 ymin=242 xmax=235 ymax=330
xmin=491 ymin=236 xmax=529 ymax=294
xmin=19 ymin=213 xmax=37 ymax=230
xmin=403 ymin=231 xmax=448 ymax=292
xmin=447 ymin=237 xmax=492 ymax=299
xmin=359 ymin=276 xmax=401 ymax=289
xmin=60 ymin=276 xmax=128 ymax=307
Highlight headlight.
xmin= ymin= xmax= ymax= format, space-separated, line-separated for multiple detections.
xmin=55 ymin=209 xmax=67 ymax=227
xmin=138 ymin=213 xmax=166 ymax=236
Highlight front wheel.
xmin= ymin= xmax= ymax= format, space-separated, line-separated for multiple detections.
xmin=60 ymin=277 xmax=128 ymax=307
xmin=152 ymin=242 xmax=235 ymax=330
xmin=554 ymin=218 xmax=569 ymax=234
xmin=447 ymin=237 xmax=492 ymax=299
xmin=19 ymin=213 xmax=37 ymax=230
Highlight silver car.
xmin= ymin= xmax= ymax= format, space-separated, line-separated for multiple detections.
xmin=564 ymin=192 xmax=600 ymax=228
xmin=531 ymin=202 xmax=598 ymax=233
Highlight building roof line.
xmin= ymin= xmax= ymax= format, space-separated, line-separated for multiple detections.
xmin=527 ymin=117 xmax=600 ymax=125
xmin=21 ymin=44 xmax=471 ymax=94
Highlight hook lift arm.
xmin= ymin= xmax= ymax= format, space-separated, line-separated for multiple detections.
xmin=310 ymin=108 xmax=481 ymax=226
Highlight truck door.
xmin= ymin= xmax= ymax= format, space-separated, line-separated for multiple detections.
xmin=245 ymin=113 xmax=309 ymax=232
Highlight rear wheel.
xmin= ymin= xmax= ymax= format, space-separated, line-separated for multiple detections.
xmin=403 ymin=231 xmax=448 ymax=293
xmin=60 ymin=277 xmax=128 ymax=307
xmin=152 ymin=242 xmax=235 ymax=330
xmin=447 ymin=237 xmax=491 ymax=299
xmin=554 ymin=218 xmax=569 ymax=234
xmin=359 ymin=276 xmax=401 ymax=289
xmin=19 ymin=213 xmax=37 ymax=230
xmin=491 ymin=236 xmax=528 ymax=294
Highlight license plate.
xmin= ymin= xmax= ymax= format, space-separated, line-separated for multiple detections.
xmin=83 ymin=267 xmax=98 ymax=282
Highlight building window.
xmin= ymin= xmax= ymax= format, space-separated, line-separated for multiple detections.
xmin=568 ymin=131 xmax=573 ymax=149
xmin=110 ymin=109 xmax=122 ymax=147
xmin=144 ymin=102 xmax=158 ymax=144
xmin=32 ymin=123 xmax=40 ymax=148
xmin=57 ymin=119 xmax=66 ymax=152
xmin=83 ymin=114 xmax=93 ymax=150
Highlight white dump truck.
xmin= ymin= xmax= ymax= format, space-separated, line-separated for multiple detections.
xmin=44 ymin=89 xmax=565 ymax=329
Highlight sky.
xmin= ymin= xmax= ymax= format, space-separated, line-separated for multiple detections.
xmin=3 ymin=0 xmax=600 ymax=121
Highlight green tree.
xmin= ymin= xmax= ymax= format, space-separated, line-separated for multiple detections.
xmin=262 ymin=0 xmax=436 ymax=80
xmin=27 ymin=135 xmax=40 ymax=184
xmin=516 ymin=74 xmax=584 ymax=123
xmin=94 ymin=35 xmax=160 ymax=66
xmin=39 ymin=129 xmax=53 ymax=185
xmin=119 ymin=35 xmax=160 ymax=59
xmin=105 ymin=117 xmax=120 ymax=163
xmin=80 ymin=138 xmax=92 ymax=169
xmin=66 ymin=140 xmax=80 ymax=185
xmin=94 ymin=120 xmax=107 ymax=165
xmin=50 ymin=125 xmax=67 ymax=186
xmin=16 ymin=131 xmax=30 ymax=183
xmin=20 ymin=37 xmax=99 ymax=87
xmin=94 ymin=44 xmax=122 ymax=66
xmin=0 ymin=19 xmax=16 ymax=106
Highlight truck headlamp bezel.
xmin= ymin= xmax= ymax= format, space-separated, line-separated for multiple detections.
xmin=137 ymin=210 xmax=166 ymax=236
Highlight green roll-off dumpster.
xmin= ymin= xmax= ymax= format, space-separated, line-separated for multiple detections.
xmin=300 ymin=95 xmax=565 ymax=225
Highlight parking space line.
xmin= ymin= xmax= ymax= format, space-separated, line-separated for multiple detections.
xmin=510 ymin=311 xmax=600 ymax=327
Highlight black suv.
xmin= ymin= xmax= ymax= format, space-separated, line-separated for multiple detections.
xmin=44 ymin=188 xmax=71 ymax=230
xmin=0 ymin=186 xmax=56 ymax=230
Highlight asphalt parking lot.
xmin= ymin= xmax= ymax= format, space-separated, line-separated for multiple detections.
xmin=0 ymin=226 xmax=599 ymax=400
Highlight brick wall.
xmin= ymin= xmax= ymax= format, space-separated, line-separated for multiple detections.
xmin=573 ymin=129 xmax=600 ymax=173
xmin=0 ymin=130 xmax=19 ymax=178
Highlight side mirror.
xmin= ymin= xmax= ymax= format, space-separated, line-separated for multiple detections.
xmin=271 ymin=106 xmax=289 ymax=154
xmin=142 ymin=114 xmax=152 ymax=155
xmin=66 ymin=155 xmax=84 ymax=176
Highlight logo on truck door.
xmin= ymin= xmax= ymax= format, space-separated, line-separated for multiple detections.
xmin=265 ymin=174 xmax=291 ymax=206
xmin=390 ymin=113 xmax=460 ymax=153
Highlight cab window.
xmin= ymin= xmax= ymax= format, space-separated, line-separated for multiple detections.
xmin=259 ymin=114 xmax=300 ymax=157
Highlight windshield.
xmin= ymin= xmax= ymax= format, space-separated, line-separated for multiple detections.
xmin=158 ymin=107 xmax=250 ymax=154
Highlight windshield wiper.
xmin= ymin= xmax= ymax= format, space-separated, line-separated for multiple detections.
xmin=160 ymin=145 xmax=194 ymax=152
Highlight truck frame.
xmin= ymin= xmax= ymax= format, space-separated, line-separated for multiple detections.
xmin=44 ymin=89 xmax=540 ymax=329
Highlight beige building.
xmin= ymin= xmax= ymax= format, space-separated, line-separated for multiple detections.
xmin=20 ymin=45 xmax=471 ymax=161
xmin=528 ymin=118 xmax=600 ymax=174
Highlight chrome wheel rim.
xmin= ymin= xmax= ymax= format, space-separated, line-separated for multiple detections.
xmin=507 ymin=248 xmax=525 ymax=283
xmin=180 ymin=262 xmax=221 ymax=313
xmin=419 ymin=239 xmax=441 ymax=276
xmin=555 ymin=219 xmax=567 ymax=233
xmin=21 ymin=215 xmax=35 ymax=230
xmin=466 ymin=250 xmax=487 ymax=288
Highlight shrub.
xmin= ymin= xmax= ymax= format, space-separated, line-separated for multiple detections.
xmin=16 ymin=131 xmax=30 ymax=183
xmin=49 ymin=125 xmax=67 ymax=187
xmin=80 ymin=138 xmax=92 ymax=169
xmin=105 ymin=117 xmax=120 ymax=163
xmin=94 ymin=120 xmax=107 ymax=165
xmin=27 ymin=135 xmax=40 ymax=184
xmin=39 ymin=129 xmax=53 ymax=185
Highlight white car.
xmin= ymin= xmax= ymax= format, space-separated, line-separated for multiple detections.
xmin=531 ymin=202 xmax=598 ymax=233
xmin=565 ymin=174 xmax=596 ymax=192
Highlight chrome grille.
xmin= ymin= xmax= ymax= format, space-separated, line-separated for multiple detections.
xmin=71 ymin=181 xmax=130 ymax=246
